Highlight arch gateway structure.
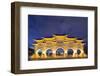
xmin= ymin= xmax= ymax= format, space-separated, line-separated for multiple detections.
xmin=31 ymin=35 xmax=87 ymax=60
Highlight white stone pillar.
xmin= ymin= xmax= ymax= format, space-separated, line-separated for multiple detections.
xmin=52 ymin=49 xmax=56 ymax=58
xmin=79 ymin=49 xmax=87 ymax=57
xmin=65 ymin=50 xmax=68 ymax=57
xmin=72 ymin=49 xmax=78 ymax=58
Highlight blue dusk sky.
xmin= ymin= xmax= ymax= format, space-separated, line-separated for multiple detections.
xmin=28 ymin=15 xmax=88 ymax=48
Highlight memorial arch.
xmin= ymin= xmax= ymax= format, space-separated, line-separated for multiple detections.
xmin=31 ymin=35 xmax=87 ymax=59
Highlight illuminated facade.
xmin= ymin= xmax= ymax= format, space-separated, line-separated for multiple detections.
xmin=31 ymin=35 xmax=87 ymax=59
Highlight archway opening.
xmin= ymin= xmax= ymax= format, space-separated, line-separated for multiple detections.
xmin=56 ymin=48 xmax=64 ymax=56
xmin=77 ymin=49 xmax=81 ymax=55
xmin=67 ymin=49 xmax=73 ymax=56
xmin=37 ymin=49 xmax=42 ymax=57
xmin=46 ymin=49 xmax=52 ymax=57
